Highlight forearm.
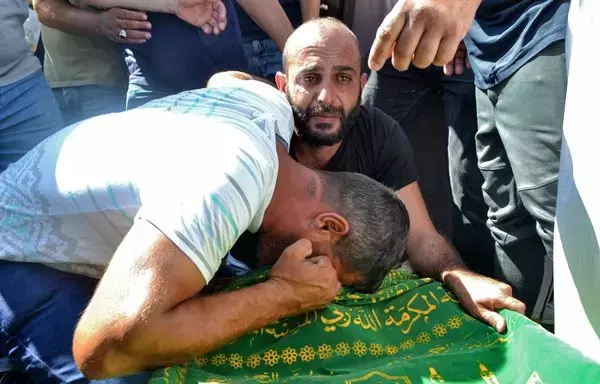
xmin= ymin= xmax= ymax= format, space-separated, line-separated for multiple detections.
xmin=407 ymin=232 xmax=468 ymax=282
xmin=72 ymin=0 xmax=175 ymax=13
xmin=34 ymin=0 xmax=102 ymax=35
xmin=299 ymin=0 xmax=320 ymax=21
xmin=237 ymin=0 xmax=293 ymax=51
xmin=95 ymin=280 xmax=292 ymax=377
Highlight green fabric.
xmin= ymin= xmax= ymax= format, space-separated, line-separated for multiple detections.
xmin=150 ymin=269 xmax=600 ymax=383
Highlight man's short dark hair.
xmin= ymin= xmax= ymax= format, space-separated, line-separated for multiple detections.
xmin=318 ymin=171 xmax=410 ymax=292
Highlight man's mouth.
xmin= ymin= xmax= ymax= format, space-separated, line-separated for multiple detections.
xmin=310 ymin=114 xmax=341 ymax=124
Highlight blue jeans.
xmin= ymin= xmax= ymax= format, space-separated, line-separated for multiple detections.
xmin=0 ymin=261 xmax=150 ymax=383
xmin=53 ymin=85 xmax=126 ymax=126
xmin=242 ymin=39 xmax=283 ymax=80
xmin=0 ymin=71 xmax=64 ymax=172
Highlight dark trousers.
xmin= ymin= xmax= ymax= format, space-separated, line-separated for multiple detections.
xmin=123 ymin=0 xmax=248 ymax=109
xmin=362 ymin=63 xmax=495 ymax=275
xmin=0 ymin=261 xmax=150 ymax=383
xmin=475 ymin=41 xmax=567 ymax=324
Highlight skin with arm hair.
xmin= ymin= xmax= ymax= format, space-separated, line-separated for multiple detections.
xmin=236 ymin=0 xmax=294 ymax=51
xmin=397 ymin=183 xmax=526 ymax=333
xmin=396 ymin=183 xmax=466 ymax=280
xmin=70 ymin=0 xmax=227 ymax=32
xmin=73 ymin=221 xmax=340 ymax=379
xmin=300 ymin=0 xmax=320 ymax=22
xmin=71 ymin=0 xmax=178 ymax=12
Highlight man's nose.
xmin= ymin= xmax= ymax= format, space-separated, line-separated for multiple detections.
xmin=316 ymin=82 xmax=336 ymax=105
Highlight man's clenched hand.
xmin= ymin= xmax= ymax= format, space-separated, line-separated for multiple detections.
xmin=369 ymin=0 xmax=480 ymax=72
xmin=269 ymin=239 xmax=342 ymax=317
xmin=442 ymin=269 xmax=526 ymax=333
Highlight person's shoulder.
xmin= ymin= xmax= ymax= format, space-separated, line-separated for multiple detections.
xmin=357 ymin=105 xmax=403 ymax=134
xmin=356 ymin=105 xmax=411 ymax=153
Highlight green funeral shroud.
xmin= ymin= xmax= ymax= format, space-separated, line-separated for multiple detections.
xmin=149 ymin=269 xmax=600 ymax=383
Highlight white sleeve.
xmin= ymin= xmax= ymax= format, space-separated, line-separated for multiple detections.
xmin=136 ymin=144 xmax=277 ymax=283
xmin=222 ymin=78 xmax=295 ymax=150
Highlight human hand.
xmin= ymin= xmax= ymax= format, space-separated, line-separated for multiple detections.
xmin=442 ymin=269 xmax=526 ymax=333
xmin=98 ymin=8 xmax=151 ymax=44
xmin=369 ymin=0 xmax=480 ymax=72
xmin=174 ymin=0 xmax=227 ymax=34
xmin=269 ymin=239 xmax=342 ymax=317
xmin=443 ymin=40 xmax=471 ymax=76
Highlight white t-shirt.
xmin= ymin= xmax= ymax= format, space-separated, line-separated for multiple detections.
xmin=0 ymin=79 xmax=293 ymax=281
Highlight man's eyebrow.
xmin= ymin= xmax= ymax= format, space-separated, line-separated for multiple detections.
xmin=297 ymin=64 xmax=358 ymax=75
xmin=333 ymin=65 xmax=357 ymax=73
xmin=297 ymin=64 xmax=323 ymax=74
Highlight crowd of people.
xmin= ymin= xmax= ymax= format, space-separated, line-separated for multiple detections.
xmin=0 ymin=0 xmax=572 ymax=382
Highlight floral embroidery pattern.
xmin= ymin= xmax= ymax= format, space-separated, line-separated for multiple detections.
xmin=281 ymin=348 xmax=298 ymax=365
xmin=299 ymin=346 xmax=315 ymax=362
xmin=353 ymin=341 xmax=367 ymax=356
xmin=263 ymin=350 xmax=279 ymax=367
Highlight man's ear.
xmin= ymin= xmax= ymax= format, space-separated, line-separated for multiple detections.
xmin=275 ymin=71 xmax=288 ymax=93
xmin=360 ymin=73 xmax=368 ymax=91
xmin=314 ymin=212 xmax=350 ymax=241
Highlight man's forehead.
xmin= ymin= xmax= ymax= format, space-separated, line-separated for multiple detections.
xmin=290 ymin=44 xmax=361 ymax=74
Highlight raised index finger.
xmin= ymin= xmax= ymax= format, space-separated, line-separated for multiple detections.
xmin=368 ymin=1 xmax=407 ymax=71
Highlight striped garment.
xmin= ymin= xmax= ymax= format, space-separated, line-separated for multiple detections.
xmin=0 ymin=79 xmax=293 ymax=281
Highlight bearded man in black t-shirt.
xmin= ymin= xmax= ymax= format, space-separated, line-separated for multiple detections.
xmin=231 ymin=18 xmax=525 ymax=334
xmin=268 ymin=17 xmax=527 ymax=332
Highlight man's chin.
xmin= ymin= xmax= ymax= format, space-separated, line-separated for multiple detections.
xmin=309 ymin=117 xmax=340 ymax=130
xmin=302 ymin=124 xmax=341 ymax=145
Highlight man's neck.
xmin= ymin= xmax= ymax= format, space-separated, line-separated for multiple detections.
xmin=261 ymin=144 xmax=320 ymax=232
xmin=292 ymin=134 xmax=342 ymax=170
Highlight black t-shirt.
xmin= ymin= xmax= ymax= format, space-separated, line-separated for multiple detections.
xmin=230 ymin=105 xmax=417 ymax=268
xmin=317 ymin=105 xmax=417 ymax=190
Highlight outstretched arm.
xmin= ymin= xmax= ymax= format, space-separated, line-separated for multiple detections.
xmin=396 ymin=182 xmax=466 ymax=280
xmin=300 ymin=0 xmax=320 ymax=22
xmin=71 ymin=0 xmax=177 ymax=12
xmin=397 ymin=182 xmax=526 ymax=332
xmin=71 ymin=0 xmax=226 ymax=31
xmin=237 ymin=0 xmax=294 ymax=51
xmin=73 ymin=221 xmax=340 ymax=378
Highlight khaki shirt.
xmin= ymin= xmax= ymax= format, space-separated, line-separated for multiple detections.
xmin=42 ymin=25 xmax=128 ymax=89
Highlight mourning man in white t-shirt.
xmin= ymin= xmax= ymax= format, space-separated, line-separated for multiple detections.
xmin=0 ymin=71 xmax=410 ymax=383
